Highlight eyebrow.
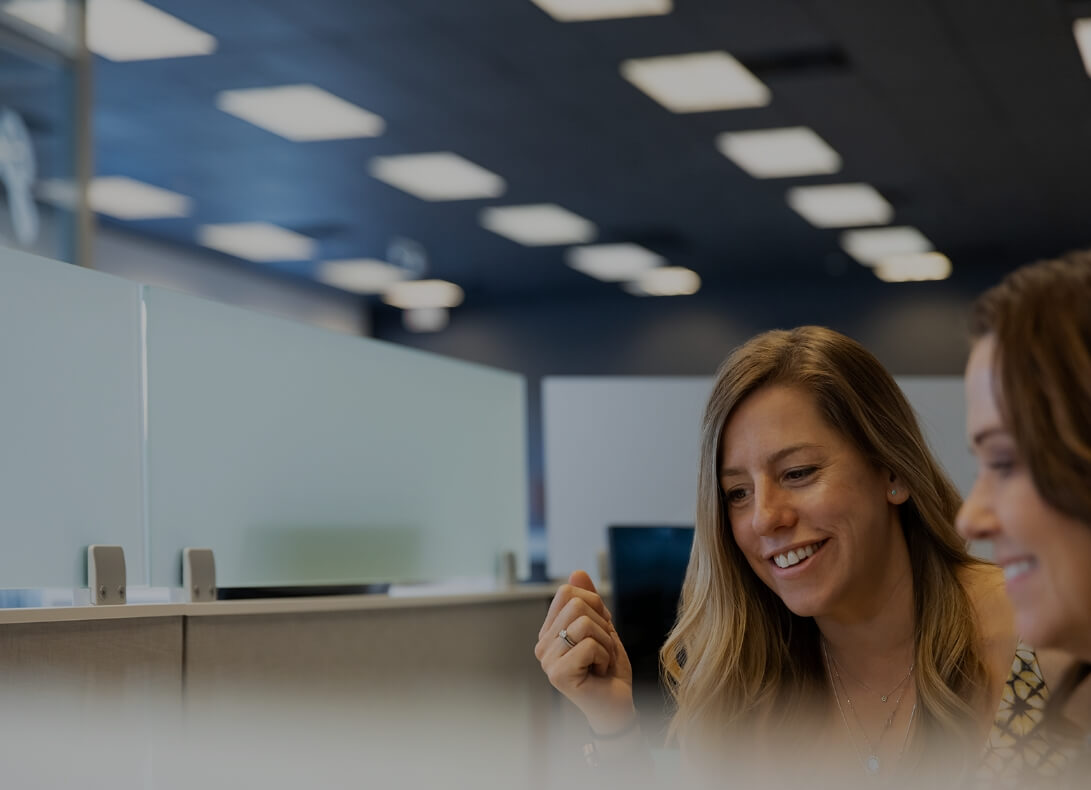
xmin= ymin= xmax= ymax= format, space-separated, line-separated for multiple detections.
xmin=720 ymin=443 xmax=822 ymax=478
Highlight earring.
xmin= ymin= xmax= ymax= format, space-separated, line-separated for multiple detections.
xmin=890 ymin=489 xmax=897 ymax=496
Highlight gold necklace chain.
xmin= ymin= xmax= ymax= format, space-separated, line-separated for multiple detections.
xmin=823 ymin=639 xmax=918 ymax=777
xmin=827 ymin=643 xmax=915 ymax=703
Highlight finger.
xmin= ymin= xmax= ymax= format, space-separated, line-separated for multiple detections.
xmin=554 ymin=637 xmax=612 ymax=684
xmin=542 ymin=597 xmax=612 ymax=648
xmin=539 ymin=584 xmax=612 ymax=640
xmin=568 ymin=569 xmax=597 ymax=594
xmin=539 ymin=614 xmax=615 ymax=665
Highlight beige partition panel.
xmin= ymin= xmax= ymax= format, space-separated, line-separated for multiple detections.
xmin=183 ymin=598 xmax=556 ymax=790
xmin=0 ymin=616 xmax=183 ymax=787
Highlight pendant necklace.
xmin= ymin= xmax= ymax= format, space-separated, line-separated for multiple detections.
xmin=823 ymin=639 xmax=918 ymax=777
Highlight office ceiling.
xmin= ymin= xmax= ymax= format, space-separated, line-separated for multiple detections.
xmin=92 ymin=0 xmax=1091 ymax=306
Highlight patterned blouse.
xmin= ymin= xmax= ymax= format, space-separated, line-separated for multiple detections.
xmin=975 ymin=643 xmax=1071 ymax=787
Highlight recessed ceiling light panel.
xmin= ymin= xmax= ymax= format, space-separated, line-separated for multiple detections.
xmin=2 ymin=0 xmax=68 ymax=36
xmin=624 ymin=266 xmax=701 ymax=296
xmin=716 ymin=127 xmax=841 ymax=179
xmin=480 ymin=203 xmax=597 ymax=246
xmin=620 ymin=51 xmax=771 ymax=113
xmin=566 ymin=243 xmax=665 ymax=281
xmin=317 ymin=259 xmax=407 ymax=294
xmin=530 ymin=0 xmax=671 ymax=22
xmin=368 ymin=152 xmax=506 ymax=201
xmin=197 ymin=222 xmax=316 ymax=262
xmin=89 ymin=176 xmax=192 ymax=220
xmin=403 ymin=307 xmax=450 ymax=332
xmin=88 ymin=0 xmax=217 ymax=61
xmin=840 ymin=226 xmax=933 ymax=265
xmin=873 ymin=252 xmax=952 ymax=282
xmin=1074 ymin=19 xmax=1091 ymax=77
xmin=787 ymin=183 xmax=893 ymax=228
xmin=216 ymin=84 xmax=385 ymax=142
xmin=383 ymin=279 xmax=465 ymax=309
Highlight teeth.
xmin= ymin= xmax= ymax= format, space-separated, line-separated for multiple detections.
xmin=1003 ymin=559 xmax=1035 ymax=582
xmin=774 ymin=541 xmax=823 ymax=569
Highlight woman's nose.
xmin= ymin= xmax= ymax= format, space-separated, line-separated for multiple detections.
xmin=956 ymin=475 xmax=998 ymax=542
xmin=750 ymin=483 xmax=797 ymax=536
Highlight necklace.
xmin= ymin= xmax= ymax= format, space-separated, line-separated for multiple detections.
xmin=827 ymin=645 xmax=915 ymax=703
xmin=822 ymin=639 xmax=918 ymax=777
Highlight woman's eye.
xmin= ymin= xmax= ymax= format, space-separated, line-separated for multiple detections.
xmin=725 ymin=488 xmax=749 ymax=504
xmin=985 ymin=458 xmax=1015 ymax=475
xmin=784 ymin=466 xmax=816 ymax=482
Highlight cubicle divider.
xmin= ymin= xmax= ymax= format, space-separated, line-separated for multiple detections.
xmin=0 ymin=248 xmax=528 ymax=590
xmin=0 ymin=248 xmax=145 ymax=588
xmin=143 ymin=285 xmax=528 ymax=588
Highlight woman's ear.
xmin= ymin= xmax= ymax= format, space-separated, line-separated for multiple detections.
xmin=886 ymin=471 xmax=910 ymax=505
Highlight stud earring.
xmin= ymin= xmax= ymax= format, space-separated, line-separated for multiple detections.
xmin=890 ymin=489 xmax=897 ymax=496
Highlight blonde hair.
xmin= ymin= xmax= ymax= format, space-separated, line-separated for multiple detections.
xmin=661 ymin=326 xmax=987 ymax=771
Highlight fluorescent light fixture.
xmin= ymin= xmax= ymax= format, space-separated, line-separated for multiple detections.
xmin=317 ymin=259 xmax=408 ymax=294
xmin=620 ymin=51 xmax=770 ymax=113
xmin=873 ymin=252 xmax=952 ymax=282
xmin=197 ymin=222 xmax=316 ymax=262
xmin=1074 ymin=19 xmax=1091 ymax=77
xmin=624 ymin=266 xmax=701 ymax=296
xmin=530 ymin=0 xmax=671 ymax=22
xmin=479 ymin=203 xmax=597 ymax=246
xmin=566 ymin=243 xmax=665 ymax=281
xmin=368 ymin=152 xmax=506 ymax=201
xmin=383 ymin=279 xmax=465 ymax=309
xmin=2 ymin=0 xmax=67 ymax=36
xmin=716 ymin=127 xmax=841 ymax=179
xmin=88 ymin=0 xmax=216 ymax=61
xmin=786 ymin=183 xmax=893 ymax=229
xmin=88 ymin=176 xmax=192 ymax=220
xmin=840 ymin=226 xmax=933 ymax=265
xmin=216 ymin=85 xmax=385 ymax=142
xmin=403 ymin=307 xmax=450 ymax=332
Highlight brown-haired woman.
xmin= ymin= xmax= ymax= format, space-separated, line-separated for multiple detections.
xmin=537 ymin=326 xmax=1055 ymax=788
xmin=958 ymin=251 xmax=1091 ymax=784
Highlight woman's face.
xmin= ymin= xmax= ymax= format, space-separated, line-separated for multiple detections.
xmin=957 ymin=335 xmax=1091 ymax=656
xmin=720 ymin=384 xmax=907 ymax=621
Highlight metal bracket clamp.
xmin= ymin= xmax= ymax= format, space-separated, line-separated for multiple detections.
xmin=182 ymin=548 xmax=216 ymax=602
xmin=87 ymin=545 xmax=126 ymax=605
xmin=497 ymin=550 xmax=517 ymax=588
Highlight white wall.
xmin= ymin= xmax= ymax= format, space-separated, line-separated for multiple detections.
xmin=93 ymin=226 xmax=367 ymax=337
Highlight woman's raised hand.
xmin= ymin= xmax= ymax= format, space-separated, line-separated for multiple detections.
xmin=535 ymin=570 xmax=636 ymax=734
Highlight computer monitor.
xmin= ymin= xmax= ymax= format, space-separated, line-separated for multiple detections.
xmin=607 ymin=525 xmax=694 ymax=695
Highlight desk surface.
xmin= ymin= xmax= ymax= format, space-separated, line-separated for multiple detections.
xmin=0 ymin=583 xmax=561 ymax=625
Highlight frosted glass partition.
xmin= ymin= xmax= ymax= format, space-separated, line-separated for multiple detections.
xmin=144 ymin=287 xmax=527 ymax=588
xmin=543 ymin=375 xmax=972 ymax=581
xmin=0 ymin=249 xmax=144 ymax=587
xmin=543 ymin=377 xmax=712 ymax=581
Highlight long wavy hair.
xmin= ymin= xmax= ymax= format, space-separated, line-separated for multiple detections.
xmin=971 ymin=251 xmax=1091 ymax=737
xmin=661 ymin=326 xmax=988 ymax=772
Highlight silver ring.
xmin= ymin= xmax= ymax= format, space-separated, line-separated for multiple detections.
xmin=559 ymin=628 xmax=577 ymax=648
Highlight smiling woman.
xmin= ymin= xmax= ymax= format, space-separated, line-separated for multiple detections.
xmin=536 ymin=326 xmax=1065 ymax=789
xmin=959 ymin=252 xmax=1091 ymax=782
xmin=661 ymin=327 xmax=1018 ymax=785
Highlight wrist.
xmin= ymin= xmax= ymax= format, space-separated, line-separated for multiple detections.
xmin=588 ymin=709 xmax=640 ymax=740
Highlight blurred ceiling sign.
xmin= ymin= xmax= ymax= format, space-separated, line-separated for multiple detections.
xmin=0 ymin=108 xmax=39 ymax=246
